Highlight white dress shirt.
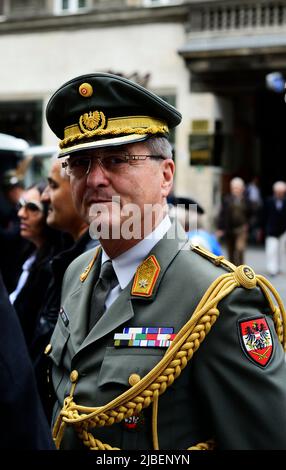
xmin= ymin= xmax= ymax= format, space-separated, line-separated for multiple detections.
xmin=9 ymin=254 xmax=36 ymax=305
xmin=101 ymin=215 xmax=171 ymax=310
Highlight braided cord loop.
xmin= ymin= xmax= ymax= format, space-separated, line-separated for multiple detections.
xmin=53 ymin=264 xmax=286 ymax=451
xmin=60 ymin=125 xmax=167 ymax=149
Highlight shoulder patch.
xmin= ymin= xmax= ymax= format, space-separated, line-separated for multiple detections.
xmin=238 ymin=317 xmax=273 ymax=368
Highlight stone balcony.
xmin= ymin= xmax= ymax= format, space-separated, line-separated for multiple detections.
xmin=0 ymin=0 xmax=188 ymax=34
xmin=178 ymin=1 xmax=286 ymax=92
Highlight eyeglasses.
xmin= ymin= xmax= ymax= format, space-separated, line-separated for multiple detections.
xmin=62 ymin=154 xmax=165 ymax=179
xmin=17 ymin=198 xmax=44 ymax=212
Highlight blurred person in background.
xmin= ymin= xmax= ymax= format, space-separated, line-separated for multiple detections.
xmin=246 ymin=176 xmax=263 ymax=244
xmin=264 ymin=180 xmax=286 ymax=276
xmin=169 ymin=196 xmax=222 ymax=255
xmin=217 ymin=177 xmax=251 ymax=265
xmin=0 ymin=170 xmax=28 ymax=292
xmin=9 ymin=181 xmax=63 ymax=349
xmin=30 ymin=156 xmax=99 ymax=420
xmin=0 ymin=270 xmax=54 ymax=449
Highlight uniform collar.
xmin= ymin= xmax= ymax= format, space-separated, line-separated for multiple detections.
xmin=101 ymin=215 xmax=172 ymax=290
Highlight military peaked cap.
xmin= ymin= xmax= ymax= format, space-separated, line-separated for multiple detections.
xmin=46 ymin=72 xmax=182 ymax=157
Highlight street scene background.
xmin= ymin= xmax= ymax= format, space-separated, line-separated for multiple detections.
xmin=241 ymin=244 xmax=286 ymax=303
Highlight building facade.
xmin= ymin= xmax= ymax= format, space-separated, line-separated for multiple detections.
xmin=1 ymin=0 xmax=286 ymax=227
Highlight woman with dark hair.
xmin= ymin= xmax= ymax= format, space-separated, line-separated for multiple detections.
xmin=9 ymin=180 xmax=63 ymax=350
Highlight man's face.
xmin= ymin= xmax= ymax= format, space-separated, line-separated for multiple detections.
xmin=274 ymin=186 xmax=285 ymax=199
xmin=67 ymin=141 xmax=174 ymax=240
xmin=231 ymin=183 xmax=244 ymax=197
xmin=42 ymin=160 xmax=78 ymax=232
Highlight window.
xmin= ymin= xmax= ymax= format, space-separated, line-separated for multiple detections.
xmin=8 ymin=0 xmax=46 ymax=17
xmin=54 ymin=0 xmax=88 ymax=15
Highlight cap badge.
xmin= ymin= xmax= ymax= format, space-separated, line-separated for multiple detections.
xmin=79 ymin=110 xmax=106 ymax=132
xmin=78 ymin=82 xmax=93 ymax=98
xmin=131 ymin=255 xmax=160 ymax=297
xmin=239 ymin=317 xmax=273 ymax=367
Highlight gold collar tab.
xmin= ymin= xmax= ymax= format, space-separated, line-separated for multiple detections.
xmin=131 ymin=255 xmax=161 ymax=297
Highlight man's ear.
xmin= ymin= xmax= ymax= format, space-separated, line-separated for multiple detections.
xmin=161 ymin=159 xmax=175 ymax=197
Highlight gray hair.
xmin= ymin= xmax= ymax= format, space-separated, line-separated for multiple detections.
xmin=230 ymin=176 xmax=245 ymax=189
xmin=144 ymin=136 xmax=173 ymax=159
xmin=273 ymin=181 xmax=286 ymax=192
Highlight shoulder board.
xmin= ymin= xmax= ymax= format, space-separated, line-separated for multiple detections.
xmin=190 ymin=244 xmax=236 ymax=272
xmin=191 ymin=244 xmax=260 ymax=289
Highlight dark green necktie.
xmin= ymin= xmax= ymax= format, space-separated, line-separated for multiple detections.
xmin=89 ymin=260 xmax=118 ymax=330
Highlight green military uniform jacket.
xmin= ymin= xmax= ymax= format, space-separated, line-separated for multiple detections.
xmin=49 ymin=222 xmax=286 ymax=450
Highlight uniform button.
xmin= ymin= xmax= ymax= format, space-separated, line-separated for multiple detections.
xmin=44 ymin=344 xmax=52 ymax=355
xmin=128 ymin=373 xmax=141 ymax=387
xmin=70 ymin=370 xmax=79 ymax=383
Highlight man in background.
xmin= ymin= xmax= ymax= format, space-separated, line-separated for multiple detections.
xmin=217 ymin=177 xmax=250 ymax=265
xmin=264 ymin=180 xmax=286 ymax=276
xmin=30 ymin=155 xmax=98 ymax=419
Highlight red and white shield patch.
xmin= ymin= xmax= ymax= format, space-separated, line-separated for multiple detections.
xmin=239 ymin=317 xmax=273 ymax=367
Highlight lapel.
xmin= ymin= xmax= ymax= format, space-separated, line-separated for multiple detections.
xmin=69 ymin=220 xmax=188 ymax=355
xmin=78 ymin=282 xmax=135 ymax=352
xmin=64 ymin=247 xmax=102 ymax=351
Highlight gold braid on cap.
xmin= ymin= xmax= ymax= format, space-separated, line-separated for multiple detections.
xmin=52 ymin=246 xmax=286 ymax=451
xmin=59 ymin=114 xmax=169 ymax=150
xmin=59 ymin=125 xmax=168 ymax=149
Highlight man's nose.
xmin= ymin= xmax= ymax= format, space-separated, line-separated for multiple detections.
xmin=41 ymin=185 xmax=50 ymax=202
xmin=86 ymin=159 xmax=109 ymax=185
xmin=18 ymin=206 xmax=26 ymax=218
